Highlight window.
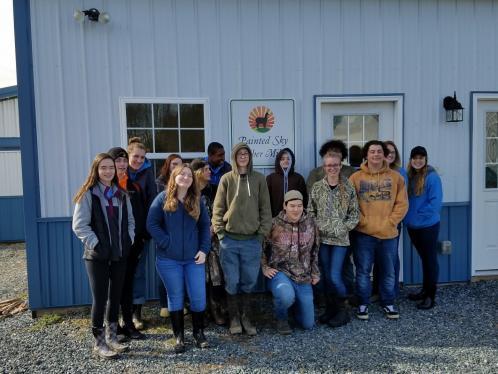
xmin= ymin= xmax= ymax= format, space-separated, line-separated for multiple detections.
xmin=485 ymin=112 xmax=498 ymax=188
xmin=121 ymin=98 xmax=209 ymax=162
xmin=333 ymin=114 xmax=379 ymax=165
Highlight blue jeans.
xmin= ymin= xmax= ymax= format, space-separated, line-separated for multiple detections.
xmin=219 ymin=236 xmax=262 ymax=295
xmin=353 ymin=232 xmax=398 ymax=306
xmin=156 ymin=257 xmax=206 ymax=312
xmin=319 ymin=244 xmax=348 ymax=298
xmin=269 ymin=272 xmax=314 ymax=329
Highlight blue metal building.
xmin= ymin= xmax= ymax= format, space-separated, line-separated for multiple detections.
xmin=13 ymin=0 xmax=498 ymax=310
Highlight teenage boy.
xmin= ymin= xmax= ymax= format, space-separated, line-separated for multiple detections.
xmin=349 ymin=140 xmax=408 ymax=320
xmin=212 ymin=142 xmax=272 ymax=335
xmin=204 ymin=142 xmax=232 ymax=199
xmin=262 ymin=190 xmax=320 ymax=335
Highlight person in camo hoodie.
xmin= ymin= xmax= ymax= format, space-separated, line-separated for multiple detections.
xmin=262 ymin=190 xmax=320 ymax=335
xmin=308 ymin=153 xmax=359 ymax=328
xmin=212 ymin=142 xmax=272 ymax=336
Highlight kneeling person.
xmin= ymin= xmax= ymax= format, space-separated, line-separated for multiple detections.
xmin=262 ymin=190 xmax=320 ymax=335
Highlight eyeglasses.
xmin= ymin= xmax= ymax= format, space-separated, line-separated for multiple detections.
xmin=324 ymin=164 xmax=341 ymax=168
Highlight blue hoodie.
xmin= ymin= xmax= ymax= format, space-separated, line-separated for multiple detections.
xmin=146 ymin=191 xmax=211 ymax=261
xmin=404 ymin=166 xmax=443 ymax=229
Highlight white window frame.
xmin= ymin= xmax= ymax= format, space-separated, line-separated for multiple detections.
xmin=314 ymin=95 xmax=404 ymax=166
xmin=119 ymin=97 xmax=211 ymax=160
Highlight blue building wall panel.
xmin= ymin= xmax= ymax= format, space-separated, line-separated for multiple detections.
xmin=403 ymin=203 xmax=470 ymax=285
xmin=0 ymin=196 xmax=25 ymax=242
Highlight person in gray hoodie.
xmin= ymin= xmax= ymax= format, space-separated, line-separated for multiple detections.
xmin=72 ymin=153 xmax=135 ymax=359
xmin=212 ymin=142 xmax=272 ymax=335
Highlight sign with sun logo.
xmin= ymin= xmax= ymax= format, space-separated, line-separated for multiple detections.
xmin=248 ymin=106 xmax=275 ymax=133
xmin=230 ymin=99 xmax=295 ymax=168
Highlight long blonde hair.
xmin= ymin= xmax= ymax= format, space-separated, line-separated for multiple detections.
xmin=73 ymin=153 xmax=120 ymax=203
xmin=407 ymin=162 xmax=428 ymax=197
xmin=164 ymin=164 xmax=200 ymax=220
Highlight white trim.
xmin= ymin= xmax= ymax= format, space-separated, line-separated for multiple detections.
xmin=314 ymin=95 xmax=404 ymax=166
xmin=471 ymin=92 xmax=498 ymax=276
xmin=118 ymin=97 xmax=211 ymax=159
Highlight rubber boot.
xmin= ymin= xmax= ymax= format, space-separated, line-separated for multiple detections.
xmin=226 ymin=294 xmax=242 ymax=334
xmin=240 ymin=294 xmax=257 ymax=336
xmin=327 ymin=297 xmax=351 ymax=328
xmin=169 ymin=310 xmax=185 ymax=353
xmin=106 ymin=322 xmax=129 ymax=353
xmin=319 ymin=294 xmax=338 ymax=324
xmin=92 ymin=327 xmax=118 ymax=359
xmin=192 ymin=311 xmax=209 ymax=348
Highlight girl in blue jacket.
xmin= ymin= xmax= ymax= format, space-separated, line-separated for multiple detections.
xmin=147 ymin=163 xmax=211 ymax=353
xmin=405 ymin=146 xmax=443 ymax=310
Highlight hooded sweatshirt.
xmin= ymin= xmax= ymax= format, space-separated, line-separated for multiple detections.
xmin=349 ymin=161 xmax=408 ymax=239
xmin=262 ymin=210 xmax=320 ymax=284
xmin=266 ymin=148 xmax=308 ymax=217
xmin=212 ymin=142 xmax=272 ymax=242
xmin=404 ymin=166 xmax=443 ymax=229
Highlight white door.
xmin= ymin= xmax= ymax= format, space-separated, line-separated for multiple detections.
xmin=315 ymin=95 xmax=404 ymax=278
xmin=472 ymin=95 xmax=498 ymax=275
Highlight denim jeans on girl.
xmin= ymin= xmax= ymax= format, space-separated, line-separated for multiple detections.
xmin=319 ymin=244 xmax=349 ymax=298
xmin=353 ymin=232 xmax=398 ymax=306
xmin=269 ymin=272 xmax=314 ymax=329
xmin=219 ymin=236 xmax=262 ymax=295
xmin=156 ymin=257 xmax=206 ymax=312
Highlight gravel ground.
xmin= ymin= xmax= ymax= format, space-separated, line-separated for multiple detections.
xmin=0 ymin=243 xmax=497 ymax=373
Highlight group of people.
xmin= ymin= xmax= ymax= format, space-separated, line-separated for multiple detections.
xmin=72 ymin=137 xmax=443 ymax=359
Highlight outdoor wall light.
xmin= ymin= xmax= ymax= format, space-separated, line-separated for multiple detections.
xmin=74 ymin=8 xmax=110 ymax=23
xmin=443 ymin=91 xmax=464 ymax=122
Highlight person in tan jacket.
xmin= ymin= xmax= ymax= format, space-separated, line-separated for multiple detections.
xmin=349 ymin=140 xmax=408 ymax=320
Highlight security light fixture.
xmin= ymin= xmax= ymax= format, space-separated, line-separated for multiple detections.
xmin=443 ymin=91 xmax=464 ymax=122
xmin=74 ymin=8 xmax=110 ymax=24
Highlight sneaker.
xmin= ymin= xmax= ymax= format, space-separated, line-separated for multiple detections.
xmin=356 ymin=305 xmax=369 ymax=320
xmin=160 ymin=307 xmax=170 ymax=318
xmin=382 ymin=305 xmax=400 ymax=319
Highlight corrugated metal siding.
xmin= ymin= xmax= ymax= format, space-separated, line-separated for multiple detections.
xmin=30 ymin=219 xmax=160 ymax=309
xmin=0 ymin=98 xmax=19 ymax=137
xmin=0 ymin=197 xmax=25 ymax=242
xmin=29 ymin=0 xmax=498 ymax=217
xmin=0 ymin=151 xmax=23 ymax=195
xmin=403 ymin=203 xmax=470 ymax=285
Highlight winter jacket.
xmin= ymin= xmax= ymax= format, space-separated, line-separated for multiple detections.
xmin=72 ymin=184 xmax=135 ymax=261
xmin=146 ymin=191 xmax=211 ymax=261
xmin=212 ymin=142 xmax=272 ymax=242
xmin=404 ymin=166 xmax=443 ymax=229
xmin=128 ymin=158 xmax=157 ymax=212
xmin=262 ymin=211 xmax=320 ymax=284
xmin=266 ymin=148 xmax=308 ymax=217
xmin=306 ymin=164 xmax=356 ymax=193
xmin=308 ymin=177 xmax=360 ymax=246
xmin=349 ymin=161 xmax=408 ymax=239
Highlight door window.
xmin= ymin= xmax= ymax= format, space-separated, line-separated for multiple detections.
xmin=485 ymin=112 xmax=498 ymax=188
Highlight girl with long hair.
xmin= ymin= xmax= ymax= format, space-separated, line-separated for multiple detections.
xmin=72 ymin=153 xmax=135 ymax=359
xmin=147 ymin=164 xmax=211 ymax=353
xmin=308 ymin=153 xmax=359 ymax=328
xmin=126 ymin=137 xmax=157 ymax=330
xmin=405 ymin=146 xmax=443 ymax=309
xmin=155 ymin=153 xmax=183 ymax=318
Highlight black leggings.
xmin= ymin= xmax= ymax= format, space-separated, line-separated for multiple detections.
xmin=85 ymin=259 xmax=127 ymax=328
xmin=120 ymin=239 xmax=145 ymax=325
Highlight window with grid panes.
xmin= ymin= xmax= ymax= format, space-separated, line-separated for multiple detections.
xmin=333 ymin=114 xmax=379 ymax=165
